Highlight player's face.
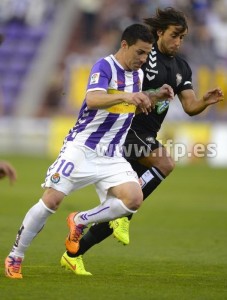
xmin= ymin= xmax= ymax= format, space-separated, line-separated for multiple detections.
xmin=122 ymin=39 xmax=152 ymax=71
xmin=157 ymin=25 xmax=187 ymax=56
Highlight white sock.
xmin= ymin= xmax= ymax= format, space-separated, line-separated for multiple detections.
xmin=75 ymin=198 xmax=137 ymax=226
xmin=9 ymin=199 xmax=55 ymax=259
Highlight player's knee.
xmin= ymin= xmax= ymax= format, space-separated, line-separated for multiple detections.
xmin=42 ymin=188 xmax=65 ymax=211
xmin=166 ymin=156 xmax=175 ymax=174
xmin=126 ymin=189 xmax=143 ymax=210
xmin=159 ymin=156 xmax=175 ymax=176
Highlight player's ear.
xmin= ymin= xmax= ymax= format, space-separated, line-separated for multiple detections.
xmin=121 ymin=40 xmax=128 ymax=49
xmin=157 ymin=30 xmax=163 ymax=38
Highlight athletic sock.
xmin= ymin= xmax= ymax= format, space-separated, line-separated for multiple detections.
xmin=140 ymin=166 xmax=165 ymax=199
xmin=9 ymin=199 xmax=55 ymax=258
xmin=126 ymin=166 xmax=166 ymax=221
xmin=75 ymin=198 xmax=136 ymax=226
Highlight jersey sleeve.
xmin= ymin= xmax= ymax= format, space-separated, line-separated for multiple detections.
xmin=177 ymin=59 xmax=193 ymax=93
xmin=86 ymin=58 xmax=112 ymax=93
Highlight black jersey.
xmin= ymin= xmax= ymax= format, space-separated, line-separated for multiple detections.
xmin=131 ymin=43 xmax=193 ymax=137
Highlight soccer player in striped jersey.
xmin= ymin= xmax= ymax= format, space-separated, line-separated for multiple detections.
xmin=63 ymin=7 xmax=224 ymax=276
xmin=5 ymin=23 xmax=173 ymax=278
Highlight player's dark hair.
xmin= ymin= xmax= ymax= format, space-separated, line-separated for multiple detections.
xmin=121 ymin=23 xmax=154 ymax=46
xmin=144 ymin=7 xmax=188 ymax=41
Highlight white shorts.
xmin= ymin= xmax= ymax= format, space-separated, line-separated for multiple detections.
xmin=42 ymin=143 xmax=139 ymax=203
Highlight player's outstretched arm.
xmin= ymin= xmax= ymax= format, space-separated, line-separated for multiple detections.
xmin=179 ymin=88 xmax=224 ymax=116
xmin=0 ymin=161 xmax=17 ymax=184
xmin=202 ymin=88 xmax=224 ymax=106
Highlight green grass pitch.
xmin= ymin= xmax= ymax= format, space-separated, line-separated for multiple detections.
xmin=0 ymin=155 xmax=227 ymax=300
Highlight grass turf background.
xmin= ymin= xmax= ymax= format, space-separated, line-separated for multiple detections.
xmin=0 ymin=155 xmax=227 ymax=299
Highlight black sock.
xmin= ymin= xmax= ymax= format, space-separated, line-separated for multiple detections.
xmin=67 ymin=222 xmax=112 ymax=257
xmin=126 ymin=161 xmax=166 ymax=221
xmin=141 ymin=166 xmax=165 ymax=199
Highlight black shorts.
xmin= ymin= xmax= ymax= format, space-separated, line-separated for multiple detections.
xmin=123 ymin=128 xmax=163 ymax=160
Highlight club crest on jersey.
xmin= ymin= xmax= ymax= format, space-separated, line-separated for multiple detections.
xmin=90 ymin=72 xmax=100 ymax=84
xmin=156 ymin=100 xmax=169 ymax=114
xmin=176 ymin=73 xmax=182 ymax=86
xmin=51 ymin=172 xmax=60 ymax=184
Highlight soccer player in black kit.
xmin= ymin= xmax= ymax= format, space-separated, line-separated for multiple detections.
xmin=60 ymin=7 xmax=224 ymax=275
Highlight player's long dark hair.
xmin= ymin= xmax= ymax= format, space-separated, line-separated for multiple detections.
xmin=144 ymin=7 xmax=188 ymax=41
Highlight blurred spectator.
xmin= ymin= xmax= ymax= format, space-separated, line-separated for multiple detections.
xmin=75 ymin=0 xmax=104 ymax=45
xmin=207 ymin=0 xmax=227 ymax=62
xmin=190 ymin=0 xmax=211 ymax=24
xmin=1 ymin=0 xmax=225 ymax=120
xmin=0 ymin=0 xmax=58 ymax=26
xmin=182 ymin=23 xmax=219 ymax=70
xmin=35 ymin=69 xmax=64 ymax=117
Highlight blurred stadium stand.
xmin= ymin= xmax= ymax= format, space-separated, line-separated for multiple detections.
xmin=0 ymin=0 xmax=227 ymax=166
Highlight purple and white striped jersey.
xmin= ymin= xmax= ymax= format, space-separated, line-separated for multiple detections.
xmin=66 ymin=55 xmax=144 ymax=157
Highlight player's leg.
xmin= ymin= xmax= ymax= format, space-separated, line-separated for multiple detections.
xmin=62 ymin=182 xmax=143 ymax=274
xmin=61 ymin=142 xmax=175 ymax=273
xmin=67 ymin=144 xmax=175 ymax=260
xmin=65 ymin=180 xmax=143 ymax=254
xmin=5 ymin=144 xmax=81 ymax=279
xmin=130 ymin=144 xmax=175 ymax=210
xmin=5 ymin=188 xmax=65 ymax=279
xmin=62 ymin=158 xmax=143 ymax=274
xmin=60 ymin=221 xmax=113 ymax=275
xmin=110 ymin=145 xmax=174 ymax=243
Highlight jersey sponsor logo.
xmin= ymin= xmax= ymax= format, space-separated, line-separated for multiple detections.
xmin=176 ymin=73 xmax=182 ymax=86
xmin=90 ymin=72 xmax=100 ymax=84
xmin=50 ymin=172 xmax=60 ymax=183
xmin=107 ymin=89 xmax=136 ymax=113
xmin=156 ymin=100 xmax=170 ymax=114
xmin=106 ymin=102 xmax=136 ymax=114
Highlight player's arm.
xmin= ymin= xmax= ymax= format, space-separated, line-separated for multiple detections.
xmin=146 ymin=84 xmax=174 ymax=107
xmin=178 ymin=88 xmax=224 ymax=116
xmin=137 ymin=83 xmax=174 ymax=113
xmin=86 ymin=90 xmax=152 ymax=114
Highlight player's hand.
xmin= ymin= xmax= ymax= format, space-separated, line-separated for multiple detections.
xmin=125 ymin=92 xmax=152 ymax=115
xmin=144 ymin=84 xmax=174 ymax=109
xmin=155 ymin=84 xmax=174 ymax=102
xmin=0 ymin=161 xmax=17 ymax=185
xmin=202 ymin=88 xmax=224 ymax=105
